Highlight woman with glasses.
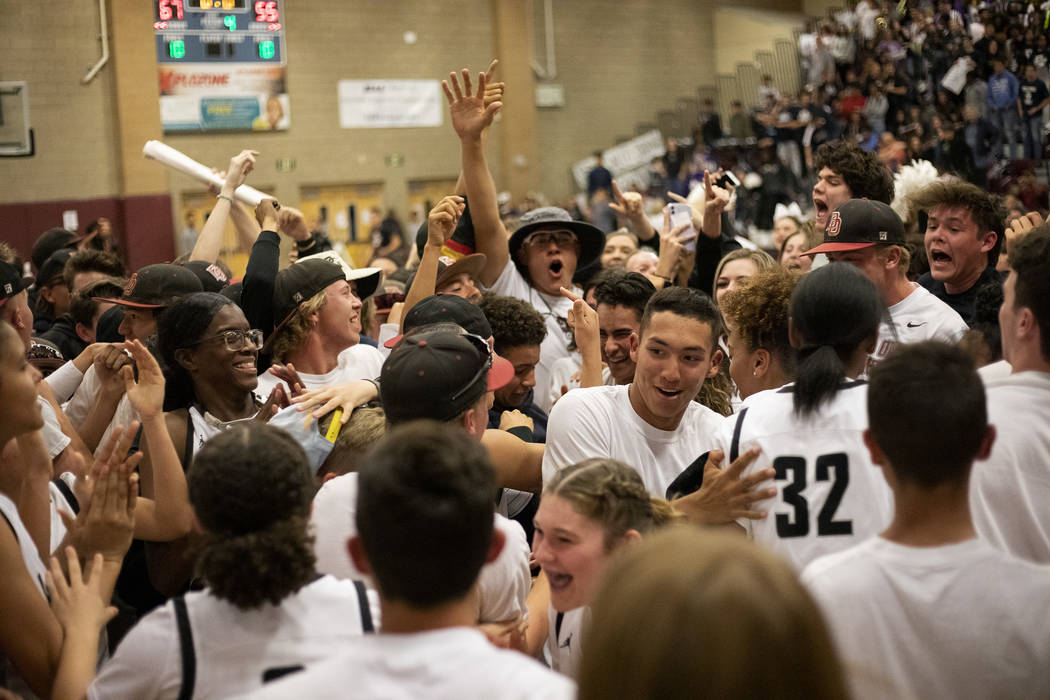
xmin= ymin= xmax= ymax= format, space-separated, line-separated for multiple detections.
xmin=146 ymin=292 xmax=273 ymax=594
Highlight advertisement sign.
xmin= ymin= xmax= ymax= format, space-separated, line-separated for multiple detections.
xmin=338 ymin=80 xmax=443 ymax=129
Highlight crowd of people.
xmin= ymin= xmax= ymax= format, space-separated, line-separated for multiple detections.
xmin=1 ymin=41 xmax=1049 ymax=700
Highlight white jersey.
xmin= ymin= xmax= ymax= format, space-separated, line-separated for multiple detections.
xmin=543 ymin=384 xmax=724 ymax=497
xmin=731 ymin=381 xmax=893 ymax=570
xmin=310 ymin=472 xmax=531 ymax=624
xmin=485 ymin=260 xmax=581 ymax=414
xmin=802 ymin=537 xmax=1050 ymax=700
xmin=241 ymin=627 xmax=575 ymax=700
xmin=867 ymin=283 xmax=968 ymax=372
xmin=546 ymin=606 xmax=587 ymax=679
xmin=255 ymin=344 xmax=384 ymax=400
xmin=88 ymin=575 xmax=379 ymax=700
xmin=970 ymin=370 xmax=1050 ymax=563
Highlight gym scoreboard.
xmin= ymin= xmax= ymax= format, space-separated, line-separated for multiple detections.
xmin=154 ymin=0 xmax=290 ymax=132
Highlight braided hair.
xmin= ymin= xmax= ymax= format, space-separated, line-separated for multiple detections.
xmin=544 ymin=458 xmax=681 ymax=550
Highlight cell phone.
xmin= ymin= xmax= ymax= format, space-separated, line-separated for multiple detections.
xmin=668 ymin=203 xmax=697 ymax=253
xmin=716 ymin=171 xmax=740 ymax=189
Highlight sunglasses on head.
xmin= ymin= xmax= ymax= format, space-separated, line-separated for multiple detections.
xmin=449 ymin=331 xmax=494 ymax=403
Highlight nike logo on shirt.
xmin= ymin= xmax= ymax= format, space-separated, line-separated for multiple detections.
xmin=906 ymin=322 xmax=926 ymax=328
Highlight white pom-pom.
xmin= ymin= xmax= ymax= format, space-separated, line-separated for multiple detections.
xmin=891 ymin=159 xmax=939 ymax=222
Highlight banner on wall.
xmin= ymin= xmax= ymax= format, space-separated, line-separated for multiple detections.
xmin=570 ymin=129 xmax=666 ymax=191
xmin=159 ymin=63 xmax=290 ymax=132
xmin=338 ymin=80 xmax=443 ymax=129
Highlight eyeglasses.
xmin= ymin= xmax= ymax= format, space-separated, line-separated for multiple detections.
xmin=449 ymin=331 xmax=494 ymax=403
xmin=522 ymin=229 xmax=578 ymax=249
xmin=188 ymin=328 xmax=264 ymax=352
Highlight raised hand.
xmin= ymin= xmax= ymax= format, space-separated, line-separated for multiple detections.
xmin=121 ymin=340 xmax=164 ymax=421
xmin=72 ymin=424 xmax=140 ymax=563
xmin=252 ymin=384 xmax=288 ymax=425
xmin=703 ymin=169 xmax=732 ymax=217
xmin=427 ymin=195 xmax=466 ymax=247
xmin=254 ymin=197 xmax=281 ymax=231
xmin=443 ymin=67 xmax=502 ymax=141
xmin=672 ymin=448 xmax=776 ymax=525
xmin=609 ymin=180 xmax=644 ymax=220
xmin=277 ymin=205 xmax=311 ymax=242
xmin=483 ymin=59 xmax=504 ymax=108
xmin=291 ymin=380 xmax=378 ymax=422
xmin=47 ymin=548 xmax=117 ymax=635
xmin=93 ymin=345 xmax=134 ymax=399
xmin=267 ymin=362 xmax=307 ymax=397
xmin=224 ymin=149 xmax=259 ymax=191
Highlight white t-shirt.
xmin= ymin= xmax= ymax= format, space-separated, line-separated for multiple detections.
xmin=802 ymin=537 xmax=1050 ymax=700
xmin=39 ymin=396 xmax=71 ymax=459
xmin=241 ymin=627 xmax=575 ymax=700
xmin=546 ymin=606 xmax=587 ymax=679
xmin=485 ymin=260 xmax=580 ymax=414
xmin=310 ymin=472 xmax=531 ymax=624
xmin=867 ymin=283 xmax=968 ymax=372
xmin=731 ymin=382 xmax=893 ymax=571
xmin=88 ymin=575 xmax=379 ymax=700
xmin=255 ymin=344 xmax=384 ymax=400
xmin=545 ymin=355 xmax=614 ymax=410
xmin=543 ymin=384 xmax=724 ymax=497
xmin=970 ymin=370 xmax=1050 ymax=563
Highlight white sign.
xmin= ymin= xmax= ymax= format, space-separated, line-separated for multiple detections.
xmin=571 ymin=129 xmax=666 ymax=191
xmin=338 ymin=80 xmax=443 ymax=129
xmin=62 ymin=210 xmax=79 ymax=233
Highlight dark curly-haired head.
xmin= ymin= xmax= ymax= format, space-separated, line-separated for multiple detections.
xmin=814 ymin=141 xmax=895 ymax=204
xmin=189 ymin=424 xmax=318 ymax=609
xmin=478 ymin=293 xmax=547 ymax=355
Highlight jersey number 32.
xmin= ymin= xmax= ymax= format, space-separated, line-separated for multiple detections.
xmin=773 ymin=453 xmax=852 ymax=538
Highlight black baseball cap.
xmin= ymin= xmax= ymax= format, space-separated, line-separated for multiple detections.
xmin=102 ymin=263 xmax=204 ymax=309
xmin=34 ymin=248 xmax=74 ymax=290
xmin=182 ymin=260 xmax=230 ymax=293
xmin=31 ymin=228 xmax=81 ymax=272
xmin=0 ymin=261 xmax=25 ymax=305
xmin=380 ymin=329 xmax=514 ymax=423
xmin=271 ymin=258 xmax=346 ymax=332
xmin=804 ymin=199 xmax=906 ymax=256
xmin=383 ymin=294 xmax=492 ymax=349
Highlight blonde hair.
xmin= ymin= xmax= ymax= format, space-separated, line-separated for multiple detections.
xmin=578 ymin=528 xmax=849 ymax=700
xmin=320 ymin=406 xmax=387 ymax=477
xmin=269 ymin=288 xmax=327 ymax=362
xmin=712 ymin=249 xmax=776 ymax=301
xmin=544 ymin=459 xmax=682 ymax=549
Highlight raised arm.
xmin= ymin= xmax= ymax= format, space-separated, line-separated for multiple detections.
xmin=121 ymin=340 xmax=192 ymax=542
xmin=609 ymin=180 xmax=656 ymax=243
xmin=190 ymin=149 xmax=259 ymax=262
xmin=561 ymin=287 xmax=602 ymax=389
xmin=229 ymin=199 xmax=263 ymax=251
xmin=444 ymin=62 xmax=507 ymax=287
xmin=401 ymin=195 xmax=465 ymax=329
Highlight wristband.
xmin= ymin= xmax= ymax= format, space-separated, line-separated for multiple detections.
xmin=216 ymin=193 xmax=234 ymax=204
xmin=506 ymin=425 xmax=533 ymax=441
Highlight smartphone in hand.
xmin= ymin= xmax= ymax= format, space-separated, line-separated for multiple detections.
xmin=668 ymin=203 xmax=697 ymax=253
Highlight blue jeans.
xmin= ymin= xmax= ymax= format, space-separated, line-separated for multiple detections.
xmin=1023 ymin=115 xmax=1044 ymax=160
xmin=990 ymin=107 xmax=1020 ymax=160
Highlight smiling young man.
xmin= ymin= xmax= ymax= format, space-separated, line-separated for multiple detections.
xmin=911 ymin=181 xmax=1005 ymax=325
xmin=257 ymin=254 xmax=383 ymax=397
xmin=804 ymin=199 xmax=968 ymax=369
xmin=593 ymin=270 xmax=656 ymax=385
xmin=810 ymin=141 xmax=895 ymax=233
xmin=543 ymin=286 xmax=725 ymax=497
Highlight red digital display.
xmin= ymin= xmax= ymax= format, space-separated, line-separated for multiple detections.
xmin=158 ymin=0 xmax=185 ymax=20
xmin=254 ymin=1 xmax=278 ymax=22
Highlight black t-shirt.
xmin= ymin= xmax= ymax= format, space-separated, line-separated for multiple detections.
xmin=1019 ymin=79 xmax=1049 ymax=113
xmin=918 ymin=265 xmax=1003 ymax=326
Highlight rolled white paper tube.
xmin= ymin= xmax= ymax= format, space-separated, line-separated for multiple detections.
xmin=142 ymin=140 xmax=271 ymax=207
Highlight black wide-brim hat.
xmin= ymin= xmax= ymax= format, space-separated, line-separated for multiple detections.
xmin=508 ymin=206 xmax=606 ymax=269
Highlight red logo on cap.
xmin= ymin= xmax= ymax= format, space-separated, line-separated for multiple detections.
xmin=124 ymin=273 xmax=137 ymax=297
xmin=827 ymin=211 xmax=842 ymax=238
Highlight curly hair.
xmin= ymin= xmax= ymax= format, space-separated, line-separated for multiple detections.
xmin=545 ymin=458 xmax=683 ymax=550
xmin=814 ymin=141 xmax=895 ymax=204
xmin=269 ymin=288 xmax=327 ymax=363
xmin=909 ymin=180 xmax=1006 ymax=267
xmin=478 ymin=293 xmax=547 ymax=355
xmin=695 ymin=356 xmax=734 ymax=417
xmin=189 ymin=424 xmax=318 ymax=609
xmin=720 ymin=266 xmax=799 ymax=376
